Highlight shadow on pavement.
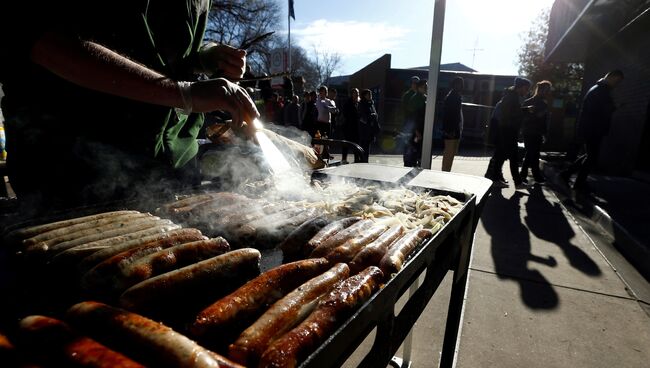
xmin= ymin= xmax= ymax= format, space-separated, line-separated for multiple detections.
xmin=481 ymin=189 xmax=559 ymax=310
xmin=525 ymin=186 xmax=602 ymax=277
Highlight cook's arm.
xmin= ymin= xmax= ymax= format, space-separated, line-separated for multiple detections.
xmin=30 ymin=32 xmax=259 ymax=133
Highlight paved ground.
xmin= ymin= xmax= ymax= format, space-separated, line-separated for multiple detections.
xmin=340 ymin=154 xmax=650 ymax=368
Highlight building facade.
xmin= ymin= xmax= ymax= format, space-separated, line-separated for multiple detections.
xmin=336 ymin=54 xmax=515 ymax=152
xmin=546 ymin=0 xmax=650 ymax=177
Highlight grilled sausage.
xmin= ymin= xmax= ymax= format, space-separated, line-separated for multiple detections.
xmin=379 ymin=228 xmax=433 ymax=276
xmin=77 ymin=228 xmax=204 ymax=275
xmin=81 ymin=237 xmax=218 ymax=297
xmin=49 ymin=224 xmax=182 ymax=267
xmin=325 ymin=224 xmax=388 ymax=264
xmin=19 ymin=315 xmax=144 ymax=368
xmin=160 ymin=192 xmax=248 ymax=214
xmin=44 ymin=217 xmax=174 ymax=255
xmin=22 ymin=212 xmax=152 ymax=248
xmin=310 ymin=219 xmax=375 ymax=258
xmin=259 ymin=266 xmax=384 ymax=368
xmin=191 ymin=258 xmax=330 ymax=340
xmin=4 ymin=210 xmax=139 ymax=244
xmin=303 ymin=217 xmax=362 ymax=256
xmin=348 ymin=225 xmax=404 ymax=274
xmin=233 ymin=207 xmax=306 ymax=242
xmin=113 ymin=238 xmax=231 ymax=294
xmin=66 ymin=301 xmax=241 ymax=368
xmin=228 ymin=263 xmax=349 ymax=367
xmin=119 ymin=248 xmax=261 ymax=316
xmin=279 ymin=217 xmax=329 ymax=258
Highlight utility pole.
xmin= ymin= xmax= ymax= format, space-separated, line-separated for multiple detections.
xmin=467 ymin=37 xmax=484 ymax=69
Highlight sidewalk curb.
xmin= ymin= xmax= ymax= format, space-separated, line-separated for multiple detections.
xmin=541 ymin=161 xmax=650 ymax=281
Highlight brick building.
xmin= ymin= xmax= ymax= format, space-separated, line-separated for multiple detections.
xmin=333 ymin=54 xmax=515 ymax=151
xmin=546 ymin=0 xmax=650 ymax=177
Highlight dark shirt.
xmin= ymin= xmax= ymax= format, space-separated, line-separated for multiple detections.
xmin=499 ymin=87 xmax=525 ymax=131
xmin=402 ymin=89 xmax=416 ymax=120
xmin=578 ymin=79 xmax=616 ymax=143
xmin=408 ymin=92 xmax=427 ymax=134
xmin=522 ymin=95 xmax=549 ymax=137
xmin=442 ymin=89 xmax=463 ymax=139
xmin=283 ymin=102 xmax=301 ymax=127
xmin=359 ymin=99 xmax=379 ymax=138
xmin=0 ymin=0 xmax=209 ymax=203
xmin=342 ymin=98 xmax=360 ymax=142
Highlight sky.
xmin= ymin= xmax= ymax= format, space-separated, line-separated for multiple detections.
xmin=281 ymin=0 xmax=555 ymax=76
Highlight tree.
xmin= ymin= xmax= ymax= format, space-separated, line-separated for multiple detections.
xmin=517 ymin=8 xmax=584 ymax=96
xmin=205 ymin=0 xmax=282 ymax=73
xmin=311 ymin=46 xmax=342 ymax=87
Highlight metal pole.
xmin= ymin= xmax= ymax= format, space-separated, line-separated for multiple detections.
xmin=420 ymin=0 xmax=447 ymax=169
xmin=288 ymin=4 xmax=292 ymax=73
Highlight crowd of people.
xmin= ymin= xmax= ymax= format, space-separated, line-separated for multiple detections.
xmin=259 ymin=85 xmax=380 ymax=161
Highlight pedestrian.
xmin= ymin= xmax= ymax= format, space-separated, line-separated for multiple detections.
xmin=404 ymin=79 xmax=428 ymax=167
xmin=0 ymin=1 xmax=258 ymax=208
xmin=399 ymin=76 xmax=420 ymax=158
xmin=485 ymin=77 xmax=532 ymax=188
xmin=358 ymin=89 xmax=380 ymax=161
xmin=441 ymin=77 xmax=464 ymax=172
xmin=283 ymin=95 xmax=301 ymax=128
xmin=315 ymin=85 xmax=337 ymax=138
xmin=341 ymin=88 xmax=361 ymax=163
xmin=520 ymin=80 xmax=552 ymax=184
xmin=561 ymin=70 xmax=624 ymax=190
xmin=302 ymin=91 xmax=318 ymax=136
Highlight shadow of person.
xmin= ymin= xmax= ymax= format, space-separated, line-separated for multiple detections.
xmin=525 ymin=185 xmax=602 ymax=276
xmin=481 ymin=188 xmax=559 ymax=309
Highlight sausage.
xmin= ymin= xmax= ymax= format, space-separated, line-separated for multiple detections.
xmin=77 ymin=228 xmax=204 ymax=275
xmin=4 ymin=210 xmax=139 ymax=244
xmin=233 ymin=206 xmax=306 ymax=241
xmin=279 ymin=217 xmax=329 ymax=258
xmin=43 ymin=217 xmax=174 ymax=256
xmin=0 ymin=331 xmax=16 ymax=366
xmin=112 ymin=238 xmax=231 ymax=294
xmin=253 ymin=208 xmax=319 ymax=246
xmin=325 ymin=224 xmax=388 ymax=264
xmin=49 ymin=224 xmax=182 ymax=267
xmin=259 ymin=266 xmax=384 ymax=368
xmin=66 ymin=301 xmax=241 ymax=368
xmin=19 ymin=315 xmax=144 ymax=368
xmin=191 ymin=258 xmax=330 ymax=339
xmin=160 ymin=192 xmax=248 ymax=215
xmin=228 ymin=263 xmax=349 ymax=367
xmin=119 ymin=248 xmax=261 ymax=316
xmin=310 ymin=219 xmax=375 ymax=258
xmin=349 ymin=225 xmax=404 ymax=274
xmin=379 ymin=228 xmax=433 ymax=276
xmin=303 ymin=217 xmax=362 ymax=256
xmin=80 ymin=232 xmax=211 ymax=297
xmin=22 ymin=212 xmax=152 ymax=248
xmin=191 ymin=199 xmax=255 ymax=219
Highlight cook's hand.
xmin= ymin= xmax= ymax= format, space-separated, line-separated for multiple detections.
xmin=199 ymin=43 xmax=246 ymax=80
xmin=189 ymin=78 xmax=259 ymax=138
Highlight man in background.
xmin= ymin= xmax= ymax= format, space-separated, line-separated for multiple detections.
xmin=561 ymin=70 xmax=624 ymax=190
xmin=315 ymin=86 xmax=337 ymax=137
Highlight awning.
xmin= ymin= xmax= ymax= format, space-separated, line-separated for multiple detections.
xmin=545 ymin=0 xmax=650 ymax=63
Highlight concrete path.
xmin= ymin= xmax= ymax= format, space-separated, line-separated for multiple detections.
xmin=340 ymin=154 xmax=650 ymax=368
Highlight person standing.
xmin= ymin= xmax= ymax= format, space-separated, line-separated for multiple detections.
xmin=485 ymin=77 xmax=531 ymax=188
xmin=283 ymin=95 xmax=301 ymax=128
xmin=301 ymin=91 xmax=318 ymax=135
xmin=400 ymin=76 xmax=420 ymax=162
xmin=520 ymin=81 xmax=552 ymax=184
xmin=441 ymin=77 xmax=464 ymax=172
xmin=561 ymin=70 xmax=624 ymax=190
xmin=315 ymin=85 xmax=337 ymax=138
xmin=358 ymin=89 xmax=380 ymax=161
xmin=404 ymin=79 xmax=428 ymax=167
xmin=343 ymin=88 xmax=361 ymax=144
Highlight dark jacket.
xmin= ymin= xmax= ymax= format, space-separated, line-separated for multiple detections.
xmin=283 ymin=102 xmax=301 ymax=127
xmin=301 ymin=101 xmax=318 ymax=133
xmin=442 ymin=89 xmax=463 ymax=139
xmin=499 ymin=87 xmax=525 ymax=131
xmin=522 ymin=95 xmax=549 ymax=137
xmin=578 ymin=79 xmax=616 ymax=143
xmin=342 ymin=97 xmax=360 ymax=142
xmin=408 ymin=92 xmax=427 ymax=135
xmin=402 ymin=89 xmax=416 ymax=120
xmin=359 ymin=99 xmax=380 ymax=139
